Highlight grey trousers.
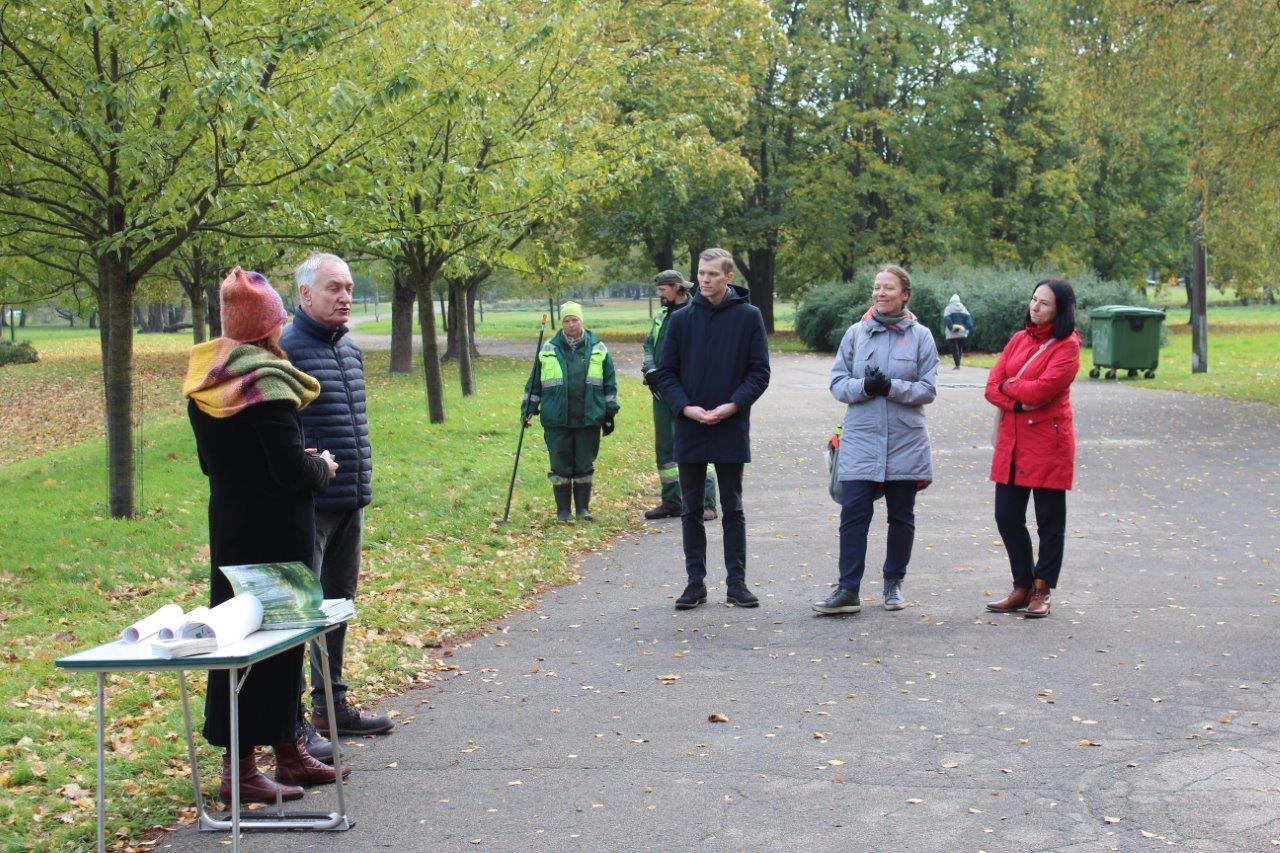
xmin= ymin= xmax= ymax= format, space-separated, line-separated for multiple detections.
xmin=309 ymin=507 xmax=362 ymax=707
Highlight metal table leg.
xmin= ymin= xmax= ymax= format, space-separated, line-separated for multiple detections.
xmin=96 ymin=672 xmax=105 ymax=853
xmin=178 ymin=672 xmax=207 ymax=822
xmin=229 ymin=665 xmax=241 ymax=853
xmin=196 ymin=634 xmax=353 ymax=835
xmin=315 ymin=634 xmax=351 ymax=822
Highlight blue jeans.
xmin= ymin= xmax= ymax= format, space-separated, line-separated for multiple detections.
xmin=838 ymin=480 xmax=917 ymax=592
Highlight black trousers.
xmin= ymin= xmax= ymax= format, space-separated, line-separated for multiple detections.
xmin=308 ymin=508 xmax=362 ymax=706
xmin=994 ymin=482 xmax=1067 ymax=589
xmin=946 ymin=338 xmax=964 ymax=367
xmin=679 ymin=463 xmax=745 ymax=586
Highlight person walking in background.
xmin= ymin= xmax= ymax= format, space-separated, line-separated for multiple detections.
xmin=942 ymin=293 xmax=973 ymax=369
xmin=641 ymin=270 xmax=717 ymax=521
xmin=984 ymin=279 xmax=1081 ymax=619
xmin=655 ymin=248 xmax=771 ymax=610
xmin=522 ymin=301 xmax=620 ymax=521
xmin=183 ymin=267 xmax=348 ymax=803
xmin=281 ymin=252 xmax=393 ymax=744
xmin=814 ymin=265 xmax=938 ymax=616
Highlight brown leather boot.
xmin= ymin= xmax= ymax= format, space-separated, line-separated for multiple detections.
xmin=1024 ymin=579 xmax=1051 ymax=618
xmin=275 ymin=737 xmax=351 ymax=787
xmin=219 ymin=750 xmax=304 ymax=804
xmin=986 ymin=585 xmax=1031 ymax=613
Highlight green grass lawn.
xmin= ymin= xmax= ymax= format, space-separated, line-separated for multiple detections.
xmin=961 ymin=304 xmax=1280 ymax=406
xmin=355 ymin=297 xmax=798 ymax=339
xmin=0 ymin=349 xmax=658 ymax=851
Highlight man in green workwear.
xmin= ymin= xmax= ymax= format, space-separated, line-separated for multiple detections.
xmin=522 ymin=301 xmax=620 ymax=521
xmin=642 ymin=270 xmax=717 ymax=521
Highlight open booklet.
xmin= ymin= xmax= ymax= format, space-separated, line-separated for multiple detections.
xmin=148 ymin=594 xmax=263 ymax=658
xmin=219 ymin=562 xmax=355 ymax=629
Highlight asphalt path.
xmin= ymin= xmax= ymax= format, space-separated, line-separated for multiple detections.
xmin=163 ymin=347 xmax=1280 ymax=852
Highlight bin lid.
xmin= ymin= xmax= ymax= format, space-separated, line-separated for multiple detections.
xmin=1087 ymin=304 xmax=1166 ymax=319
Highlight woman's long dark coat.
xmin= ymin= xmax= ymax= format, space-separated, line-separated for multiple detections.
xmin=188 ymin=398 xmax=330 ymax=751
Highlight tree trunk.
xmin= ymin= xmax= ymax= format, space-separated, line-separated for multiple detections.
xmin=453 ymin=279 xmax=475 ymax=396
xmin=204 ymin=280 xmax=221 ymax=337
xmin=412 ymin=272 xmax=445 ymax=422
xmin=465 ymin=278 xmax=481 ymax=356
xmin=689 ymin=245 xmax=703 ymax=278
xmin=443 ymin=283 xmax=462 ymax=361
xmin=101 ymin=260 xmax=136 ymax=518
xmin=191 ymin=285 xmax=207 ymax=344
xmin=739 ymin=246 xmax=777 ymax=333
xmin=438 ymin=292 xmax=447 ymax=333
xmin=390 ymin=267 xmax=414 ymax=373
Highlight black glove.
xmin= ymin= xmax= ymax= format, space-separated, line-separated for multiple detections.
xmin=864 ymin=367 xmax=892 ymax=397
xmin=642 ymin=370 xmax=655 ymax=388
xmin=602 ymin=416 xmax=615 ymax=436
xmin=521 ymin=413 xmax=533 ymax=428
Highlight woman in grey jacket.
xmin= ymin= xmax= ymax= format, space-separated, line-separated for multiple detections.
xmin=814 ymin=265 xmax=939 ymax=615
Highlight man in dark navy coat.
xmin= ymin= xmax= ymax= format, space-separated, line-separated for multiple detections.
xmin=655 ymin=248 xmax=771 ymax=610
xmin=281 ymin=252 xmax=393 ymax=747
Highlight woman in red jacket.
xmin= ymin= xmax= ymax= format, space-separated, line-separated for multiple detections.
xmin=983 ymin=279 xmax=1080 ymax=618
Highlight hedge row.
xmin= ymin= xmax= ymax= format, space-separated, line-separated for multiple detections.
xmin=794 ymin=266 xmax=1145 ymax=353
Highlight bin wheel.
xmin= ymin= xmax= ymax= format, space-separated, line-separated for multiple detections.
xmin=1127 ymin=368 xmax=1138 ymax=378
xmin=1089 ymin=367 xmax=1101 ymax=379
xmin=1105 ymin=370 xmax=1117 ymax=380
xmin=1144 ymin=370 xmax=1155 ymax=379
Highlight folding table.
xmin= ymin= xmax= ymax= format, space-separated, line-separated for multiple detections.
xmin=56 ymin=625 xmax=354 ymax=852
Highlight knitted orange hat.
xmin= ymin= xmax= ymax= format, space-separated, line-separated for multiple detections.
xmin=220 ymin=267 xmax=286 ymax=343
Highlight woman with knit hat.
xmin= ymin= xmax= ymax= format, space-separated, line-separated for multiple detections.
xmin=521 ymin=301 xmax=620 ymax=521
xmin=182 ymin=268 xmax=349 ymax=804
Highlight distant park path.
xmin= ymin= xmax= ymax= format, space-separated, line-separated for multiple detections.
xmin=167 ymin=351 xmax=1280 ymax=851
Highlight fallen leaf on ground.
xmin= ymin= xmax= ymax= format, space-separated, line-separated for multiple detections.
xmin=708 ymin=713 xmax=729 ymax=723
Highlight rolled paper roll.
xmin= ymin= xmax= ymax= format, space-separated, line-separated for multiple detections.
xmin=120 ymin=604 xmax=184 ymax=643
xmin=158 ymin=607 xmax=209 ymax=640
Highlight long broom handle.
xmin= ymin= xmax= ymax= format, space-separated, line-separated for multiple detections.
xmin=502 ymin=315 xmax=548 ymax=523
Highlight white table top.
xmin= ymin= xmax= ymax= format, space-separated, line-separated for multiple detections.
xmin=56 ymin=626 xmax=329 ymax=672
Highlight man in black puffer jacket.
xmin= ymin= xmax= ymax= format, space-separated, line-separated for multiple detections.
xmin=281 ymin=252 xmax=392 ymax=746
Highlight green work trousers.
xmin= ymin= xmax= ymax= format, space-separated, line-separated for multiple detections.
xmin=652 ymin=397 xmax=716 ymax=509
xmin=545 ymin=426 xmax=601 ymax=485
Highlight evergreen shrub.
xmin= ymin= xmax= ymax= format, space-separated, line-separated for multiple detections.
xmin=794 ymin=267 xmax=1144 ymax=353
xmin=0 ymin=340 xmax=38 ymax=366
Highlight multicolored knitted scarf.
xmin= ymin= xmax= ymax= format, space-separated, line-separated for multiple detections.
xmin=182 ymin=338 xmax=320 ymax=419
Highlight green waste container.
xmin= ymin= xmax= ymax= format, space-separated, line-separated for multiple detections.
xmin=1087 ymin=305 xmax=1166 ymax=379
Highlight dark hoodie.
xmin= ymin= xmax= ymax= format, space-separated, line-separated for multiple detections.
xmin=654 ymin=284 xmax=771 ymax=463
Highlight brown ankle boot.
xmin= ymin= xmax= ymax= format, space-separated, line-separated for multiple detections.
xmin=219 ymin=750 xmax=304 ymax=804
xmin=1024 ymin=579 xmax=1051 ymax=618
xmin=274 ymin=737 xmax=351 ymax=787
xmin=986 ymin=585 xmax=1031 ymax=613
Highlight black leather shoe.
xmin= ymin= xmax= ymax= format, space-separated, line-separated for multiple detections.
xmin=812 ymin=587 xmax=861 ymax=615
xmin=675 ymin=582 xmax=707 ymax=610
xmin=726 ymin=584 xmax=759 ymax=608
xmin=314 ymin=698 xmax=394 ymax=736
xmin=297 ymin=719 xmax=334 ymax=764
xmin=644 ymin=503 xmax=682 ymax=520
